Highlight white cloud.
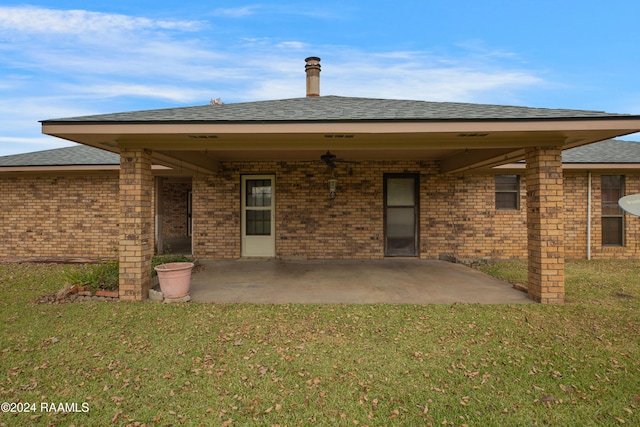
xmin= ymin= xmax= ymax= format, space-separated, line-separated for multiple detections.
xmin=0 ymin=137 xmax=77 ymax=157
xmin=0 ymin=96 xmax=91 ymax=131
xmin=277 ymin=41 xmax=307 ymax=49
xmin=0 ymin=6 xmax=202 ymax=35
xmin=233 ymin=54 xmax=546 ymax=104
xmin=317 ymin=51 xmax=545 ymax=104
xmin=0 ymin=135 xmax=67 ymax=145
xmin=0 ymin=6 xmax=555 ymax=156
xmin=213 ymin=6 xmax=260 ymax=18
xmin=73 ymin=83 xmax=207 ymax=103
xmin=212 ymin=4 xmax=344 ymax=19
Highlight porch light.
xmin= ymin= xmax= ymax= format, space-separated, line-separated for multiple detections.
xmin=328 ymin=176 xmax=338 ymax=198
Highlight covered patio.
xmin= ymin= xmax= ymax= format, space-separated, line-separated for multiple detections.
xmin=40 ymin=58 xmax=640 ymax=304
xmin=188 ymin=259 xmax=533 ymax=304
xmin=42 ymin=104 xmax=640 ymax=304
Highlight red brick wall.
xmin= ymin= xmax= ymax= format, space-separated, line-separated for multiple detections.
xmin=421 ymin=171 xmax=528 ymax=260
xmin=564 ymin=172 xmax=589 ymax=258
xmin=160 ymin=180 xmax=191 ymax=238
xmin=192 ymin=161 xmax=531 ymax=260
xmin=3 ymin=166 xmax=640 ymax=262
xmin=564 ymin=171 xmax=640 ymax=259
xmin=0 ymin=174 xmax=119 ymax=260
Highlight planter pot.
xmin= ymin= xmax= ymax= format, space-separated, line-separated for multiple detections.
xmin=154 ymin=262 xmax=194 ymax=299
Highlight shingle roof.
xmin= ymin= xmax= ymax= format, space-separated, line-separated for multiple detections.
xmin=41 ymin=96 xmax=634 ymax=123
xmin=563 ymin=139 xmax=640 ymax=163
xmin=3 ymin=139 xmax=640 ymax=167
xmin=0 ymin=145 xmax=118 ymax=166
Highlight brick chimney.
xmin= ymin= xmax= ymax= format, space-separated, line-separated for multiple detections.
xmin=305 ymin=56 xmax=321 ymax=97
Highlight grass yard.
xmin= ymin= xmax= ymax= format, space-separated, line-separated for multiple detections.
xmin=0 ymin=260 xmax=638 ymax=426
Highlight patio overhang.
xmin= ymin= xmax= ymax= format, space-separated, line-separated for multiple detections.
xmin=41 ymin=117 xmax=640 ymax=174
xmin=38 ymin=95 xmax=640 ymax=304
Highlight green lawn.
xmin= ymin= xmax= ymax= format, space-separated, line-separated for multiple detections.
xmin=0 ymin=260 xmax=638 ymax=426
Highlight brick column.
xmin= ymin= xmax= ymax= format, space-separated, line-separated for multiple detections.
xmin=119 ymin=148 xmax=153 ymax=301
xmin=525 ymin=146 xmax=565 ymax=303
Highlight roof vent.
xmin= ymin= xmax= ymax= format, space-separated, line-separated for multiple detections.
xmin=188 ymin=135 xmax=218 ymax=139
xmin=305 ymin=57 xmax=321 ymax=97
xmin=457 ymin=133 xmax=489 ymax=137
xmin=324 ymin=134 xmax=355 ymax=139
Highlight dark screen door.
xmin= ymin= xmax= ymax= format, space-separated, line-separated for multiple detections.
xmin=384 ymin=174 xmax=418 ymax=256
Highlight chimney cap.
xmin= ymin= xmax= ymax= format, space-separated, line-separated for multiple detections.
xmin=305 ymin=56 xmax=321 ymax=62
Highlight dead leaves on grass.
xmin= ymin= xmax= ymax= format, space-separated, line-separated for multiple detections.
xmin=166 ymin=308 xmax=640 ymax=425
xmin=1 ymin=300 xmax=638 ymax=425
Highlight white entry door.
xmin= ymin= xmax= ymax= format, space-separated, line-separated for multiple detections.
xmin=241 ymin=175 xmax=276 ymax=257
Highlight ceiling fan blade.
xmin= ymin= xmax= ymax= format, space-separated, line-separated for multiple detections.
xmin=319 ymin=151 xmax=359 ymax=168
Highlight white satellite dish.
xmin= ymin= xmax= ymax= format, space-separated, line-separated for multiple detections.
xmin=618 ymin=194 xmax=640 ymax=217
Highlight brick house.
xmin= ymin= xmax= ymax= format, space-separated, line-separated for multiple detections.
xmin=3 ymin=57 xmax=640 ymax=303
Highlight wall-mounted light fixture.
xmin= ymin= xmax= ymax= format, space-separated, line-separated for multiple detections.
xmin=328 ymin=173 xmax=337 ymax=198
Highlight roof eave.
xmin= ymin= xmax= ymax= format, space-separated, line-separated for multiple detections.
xmin=494 ymin=163 xmax=640 ymax=170
xmin=40 ymin=115 xmax=640 ymax=126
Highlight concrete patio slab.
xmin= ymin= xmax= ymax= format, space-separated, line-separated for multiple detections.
xmin=189 ymin=259 xmax=532 ymax=304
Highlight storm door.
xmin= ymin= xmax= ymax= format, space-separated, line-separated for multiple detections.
xmin=187 ymin=191 xmax=193 ymax=237
xmin=384 ymin=174 xmax=418 ymax=256
xmin=241 ymin=175 xmax=275 ymax=257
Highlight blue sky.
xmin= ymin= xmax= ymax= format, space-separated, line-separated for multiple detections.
xmin=1 ymin=0 xmax=640 ymax=156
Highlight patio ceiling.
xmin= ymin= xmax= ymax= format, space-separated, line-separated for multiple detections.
xmin=42 ymin=118 xmax=640 ymax=174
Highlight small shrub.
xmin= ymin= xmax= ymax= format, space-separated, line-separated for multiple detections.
xmin=63 ymin=260 xmax=119 ymax=294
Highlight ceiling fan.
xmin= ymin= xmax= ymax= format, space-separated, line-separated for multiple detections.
xmin=320 ymin=151 xmax=358 ymax=169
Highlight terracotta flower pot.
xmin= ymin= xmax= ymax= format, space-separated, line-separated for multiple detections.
xmin=154 ymin=262 xmax=194 ymax=299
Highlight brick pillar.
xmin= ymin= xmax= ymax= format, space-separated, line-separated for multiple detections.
xmin=119 ymin=148 xmax=153 ymax=301
xmin=525 ymin=146 xmax=565 ymax=303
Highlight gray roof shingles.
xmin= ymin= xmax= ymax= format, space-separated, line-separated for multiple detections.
xmin=562 ymin=139 xmax=640 ymax=163
xmin=0 ymin=145 xmax=118 ymax=167
xmin=41 ymin=96 xmax=634 ymax=123
xmin=19 ymin=96 xmax=640 ymax=167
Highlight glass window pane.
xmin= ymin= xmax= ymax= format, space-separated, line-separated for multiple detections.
xmin=601 ymin=175 xmax=624 ymax=246
xmin=495 ymin=175 xmax=519 ymax=210
xmin=496 ymin=192 xmax=518 ymax=210
xmin=602 ymin=176 xmax=623 ymax=215
xmin=602 ymin=201 xmax=621 ymax=216
xmin=387 ymin=207 xmax=415 ymax=238
xmin=387 ymin=178 xmax=415 ymax=206
xmin=246 ymin=179 xmax=272 ymax=207
xmin=246 ymin=211 xmax=256 ymax=235
xmin=246 ymin=210 xmax=271 ymax=236
xmin=602 ymin=175 xmax=622 ymax=192
xmin=602 ymin=217 xmax=623 ymax=246
xmin=495 ymin=175 xmax=518 ymax=191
